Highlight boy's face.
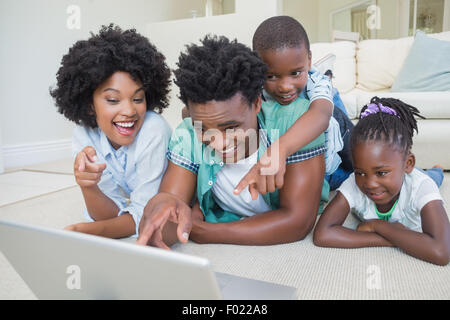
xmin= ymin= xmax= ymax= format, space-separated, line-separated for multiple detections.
xmin=188 ymin=93 xmax=261 ymax=164
xmin=352 ymin=141 xmax=415 ymax=212
xmin=259 ymin=46 xmax=311 ymax=105
xmin=92 ymin=71 xmax=147 ymax=150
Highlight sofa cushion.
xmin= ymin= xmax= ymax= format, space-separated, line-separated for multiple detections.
xmin=349 ymin=89 xmax=450 ymax=119
xmin=310 ymin=41 xmax=356 ymax=94
xmin=391 ymin=31 xmax=450 ymax=92
xmin=356 ymin=37 xmax=414 ymax=91
xmin=411 ymin=120 xmax=450 ymax=169
xmin=338 ymin=93 xmax=358 ymax=120
xmin=356 ymin=31 xmax=450 ymax=91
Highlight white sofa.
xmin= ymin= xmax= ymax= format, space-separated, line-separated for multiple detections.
xmin=310 ymin=31 xmax=450 ymax=169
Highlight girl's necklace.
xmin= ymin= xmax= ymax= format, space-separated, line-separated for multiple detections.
xmin=374 ymin=199 xmax=399 ymax=221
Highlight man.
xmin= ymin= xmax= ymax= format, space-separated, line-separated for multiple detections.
xmin=137 ymin=35 xmax=328 ymax=248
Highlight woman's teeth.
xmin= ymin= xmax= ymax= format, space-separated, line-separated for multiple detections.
xmin=115 ymin=121 xmax=135 ymax=127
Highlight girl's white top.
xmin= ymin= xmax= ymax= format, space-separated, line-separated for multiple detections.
xmin=337 ymin=168 xmax=443 ymax=232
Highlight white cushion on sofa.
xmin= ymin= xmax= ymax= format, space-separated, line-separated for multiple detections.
xmin=351 ymin=90 xmax=450 ymax=119
xmin=412 ymin=120 xmax=450 ymax=169
xmin=310 ymin=41 xmax=356 ymax=94
xmin=356 ymin=37 xmax=414 ymax=91
xmin=429 ymin=30 xmax=450 ymax=42
xmin=356 ymin=31 xmax=450 ymax=92
xmin=338 ymin=93 xmax=358 ymax=120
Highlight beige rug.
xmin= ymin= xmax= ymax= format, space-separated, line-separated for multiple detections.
xmin=1 ymin=175 xmax=449 ymax=300
xmin=0 ymin=171 xmax=76 ymax=207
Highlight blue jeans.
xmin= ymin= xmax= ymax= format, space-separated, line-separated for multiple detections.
xmin=332 ymin=88 xmax=348 ymax=116
xmin=325 ymin=89 xmax=355 ymax=190
xmin=419 ymin=167 xmax=444 ymax=188
xmin=325 ymin=167 xmax=352 ymax=191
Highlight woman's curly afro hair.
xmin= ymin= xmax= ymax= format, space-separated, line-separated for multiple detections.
xmin=50 ymin=24 xmax=171 ymax=128
xmin=173 ymin=34 xmax=267 ymax=107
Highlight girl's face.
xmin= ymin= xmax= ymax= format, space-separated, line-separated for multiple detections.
xmin=352 ymin=141 xmax=415 ymax=212
xmin=92 ymin=71 xmax=147 ymax=150
xmin=259 ymin=46 xmax=311 ymax=105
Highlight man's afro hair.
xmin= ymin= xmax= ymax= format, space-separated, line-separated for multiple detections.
xmin=173 ymin=35 xmax=267 ymax=106
xmin=50 ymin=24 xmax=171 ymax=128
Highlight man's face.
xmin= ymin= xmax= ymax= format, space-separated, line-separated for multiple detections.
xmin=259 ymin=46 xmax=311 ymax=105
xmin=188 ymin=92 xmax=261 ymax=164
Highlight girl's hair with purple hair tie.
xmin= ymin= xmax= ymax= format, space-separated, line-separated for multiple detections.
xmin=360 ymin=103 xmax=400 ymax=119
xmin=350 ymin=96 xmax=425 ymax=155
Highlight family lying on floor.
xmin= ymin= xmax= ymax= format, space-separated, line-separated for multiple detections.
xmin=50 ymin=16 xmax=450 ymax=266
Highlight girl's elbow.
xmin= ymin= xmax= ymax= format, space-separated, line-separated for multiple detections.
xmin=311 ymin=217 xmax=332 ymax=247
xmin=430 ymin=246 xmax=450 ymax=266
xmin=313 ymin=227 xmax=330 ymax=247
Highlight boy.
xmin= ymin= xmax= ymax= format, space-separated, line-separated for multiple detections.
xmin=234 ymin=16 xmax=353 ymax=195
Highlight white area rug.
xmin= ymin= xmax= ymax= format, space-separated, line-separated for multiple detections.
xmin=0 ymin=174 xmax=449 ymax=300
xmin=0 ymin=171 xmax=76 ymax=207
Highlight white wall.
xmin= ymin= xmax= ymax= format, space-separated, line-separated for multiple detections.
xmin=145 ymin=0 xmax=283 ymax=129
xmin=445 ymin=0 xmax=450 ymax=31
xmin=283 ymin=0 xmax=319 ymax=42
xmin=377 ymin=0 xmax=401 ymax=39
xmin=0 ymin=0 xmax=207 ymax=168
xmin=0 ymin=127 xmax=4 ymax=173
xmin=316 ymin=0 xmax=407 ymax=42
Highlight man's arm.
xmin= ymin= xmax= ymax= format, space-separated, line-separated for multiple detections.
xmin=137 ymin=162 xmax=197 ymax=248
xmin=189 ymin=154 xmax=326 ymax=245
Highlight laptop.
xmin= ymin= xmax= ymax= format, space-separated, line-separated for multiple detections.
xmin=0 ymin=219 xmax=297 ymax=300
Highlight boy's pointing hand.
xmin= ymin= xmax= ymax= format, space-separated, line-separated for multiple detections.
xmin=234 ymin=142 xmax=287 ymax=199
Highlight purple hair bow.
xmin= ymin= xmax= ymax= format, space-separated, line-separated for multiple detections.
xmin=360 ymin=103 xmax=400 ymax=119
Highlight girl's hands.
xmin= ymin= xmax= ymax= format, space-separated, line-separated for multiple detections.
xmin=356 ymin=220 xmax=378 ymax=233
xmin=74 ymin=146 xmax=107 ymax=188
xmin=357 ymin=220 xmax=407 ymax=233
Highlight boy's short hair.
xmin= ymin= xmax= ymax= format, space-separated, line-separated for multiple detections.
xmin=50 ymin=24 xmax=171 ymax=128
xmin=173 ymin=35 xmax=267 ymax=107
xmin=252 ymin=15 xmax=310 ymax=53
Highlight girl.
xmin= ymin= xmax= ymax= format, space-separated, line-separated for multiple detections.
xmin=313 ymin=97 xmax=450 ymax=266
xmin=50 ymin=24 xmax=172 ymax=239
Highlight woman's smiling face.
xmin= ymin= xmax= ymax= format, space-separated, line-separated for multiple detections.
xmin=352 ymin=140 xmax=415 ymax=212
xmin=92 ymin=71 xmax=147 ymax=150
